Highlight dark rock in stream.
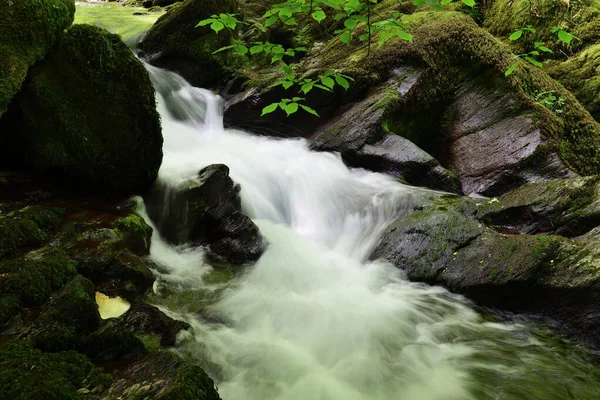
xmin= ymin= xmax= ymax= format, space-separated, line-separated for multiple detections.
xmin=120 ymin=301 xmax=191 ymax=346
xmin=146 ymin=164 xmax=265 ymax=265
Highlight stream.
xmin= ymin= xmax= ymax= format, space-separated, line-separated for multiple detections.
xmin=77 ymin=3 xmax=600 ymax=399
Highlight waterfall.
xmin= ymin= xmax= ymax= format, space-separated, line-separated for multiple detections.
xmin=140 ymin=65 xmax=600 ymax=400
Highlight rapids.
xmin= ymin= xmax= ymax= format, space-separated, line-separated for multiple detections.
xmin=140 ymin=66 xmax=600 ymax=399
xmin=71 ymin=4 xmax=600 ymax=397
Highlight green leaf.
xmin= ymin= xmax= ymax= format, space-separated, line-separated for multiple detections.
xmin=524 ymin=56 xmax=543 ymax=68
xmin=282 ymin=81 xmax=294 ymax=89
xmin=234 ymin=45 xmax=248 ymax=56
xmin=301 ymin=82 xmax=314 ymax=94
xmin=505 ymin=60 xmax=520 ymax=76
xmin=271 ymin=54 xmax=284 ymax=63
xmin=344 ymin=18 xmax=358 ymax=29
xmin=396 ymin=30 xmax=413 ymax=43
xmin=281 ymin=65 xmax=294 ymax=74
xmin=335 ymin=75 xmax=350 ymax=90
xmin=285 ymin=102 xmax=299 ymax=115
xmin=196 ymin=19 xmax=214 ymax=27
xmin=312 ymin=9 xmax=326 ymax=23
xmin=461 ymin=0 xmax=475 ymax=7
xmin=284 ymin=17 xmax=297 ymax=25
xmin=261 ymin=103 xmax=278 ymax=116
xmin=265 ymin=15 xmax=279 ymax=27
xmin=557 ymin=30 xmax=574 ymax=45
xmin=534 ymin=42 xmax=553 ymax=53
xmin=300 ymin=104 xmax=320 ymax=117
xmin=340 ymin=31 xmax=352 ymax=44
xmin=212 ymin=44 xmax=235 ymax=54
xmin=440 ymin=0 xmax=452 ymax=5
xmin=210 ymin=20 xmax=225 ymax=33
xmin=314 ymin=83 xmax=333 ymax=91
xmin=250 ymin=45 xmax=264 ymax=54
xmin=320 ymin=76 xmax=335 ymax=89
xmin=509 ymin=30 xmax=523 ymax=41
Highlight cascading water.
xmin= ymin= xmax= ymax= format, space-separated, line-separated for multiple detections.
xmin=139 ymin=65 xmax=600 ymax=399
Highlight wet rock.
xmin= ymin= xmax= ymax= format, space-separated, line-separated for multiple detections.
xmin=477 ymin=176 xmax=600 ymax=237
xmin=372 ymin=194 xmax=600 ymax=346
xmin=344 ymin=135 xmax=461 ymax=193
xmin=147 ymin=164 xmax=264 ymax=265
xmin=79 ymin=319 xmax=148 ymax=362
xmin=120 ymin=301 xmax=191 ymax=346
xmin=0 ymin=24 xmax=162 ymax=195
xmin=0 ymin=339 xmax=112 ymax=399
xmin=439 ymin=76 xmax=576 ymax=195
xmin=139 ymin=0 xmax=239 ymax=88
xmin=105 ymin=351 xmax=221 ymax=400
xmin=0 ymin=0 xmax=74 ymax=118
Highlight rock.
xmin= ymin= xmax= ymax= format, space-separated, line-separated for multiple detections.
xmin=139 ymin=0 xmax=239 ymax=88
xmin=0 ymin=24 xmax=162 ymax=195
xmin=477 ymin=176 xmax=600 ymax=237
xmin=438 ymin=75 xmax=576 ymax=195
xmin=119 ymin=301 xmax=191 ymax=346
xmin=0 ymin=205 xmax=64 ymax=258
xmin=106 ymin=351 xmax=221 ymax=400
xmin=344 ymin=135 xmax=461 ymax=193
xmin=372 ymin=193 xmax=600 ymax=346
xmin=0 ymin=339 xmax=112 ymax=400
xmin=0 ymin=0 xmax=75 ymax=118
xmin=147 ymin=164 xmax=264 ymax=265
xmin=547 ymin=44 xmax=600 ymax=122
xmin=78 ymin=319 xmax=148 ymax=362
xmin=0 ymin=247 xmax=77 ymax=309
xmin=0 ymin=296 xmax=22 ymax=326
xmin=484 ymin=0 xmax=600 ymax=54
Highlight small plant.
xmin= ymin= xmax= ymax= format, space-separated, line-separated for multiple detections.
xmin=533 ymin=90 xmax=566 ymax=114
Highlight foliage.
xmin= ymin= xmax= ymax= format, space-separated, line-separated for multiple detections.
xmin=197 ymin=0 xmax=475 ymax=116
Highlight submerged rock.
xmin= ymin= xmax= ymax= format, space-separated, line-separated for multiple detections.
xmin=0 ymin=24 xmax=162 ymax=195
xmin=139 ymin=0 xmax=239 ymax=88
xmin=0 ymin=0 xmax=75 ymax=118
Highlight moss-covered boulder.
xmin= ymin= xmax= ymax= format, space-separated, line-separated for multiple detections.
xmin=0 ymin=0 xmax=75 ymax=118
xmin=0 ymin=339 xmax=112 ymax=400
xmin=139 ymin=0 xmax=239 ymax=88
xmin=547 ymin=43 xmax=600 ymax=122
xmin=0 ymin=24 xmax=162 ymax=195
xmin=484 ymin=0 xmax=600 ymax=55
xmin=371 ymin=192 xmax=600 ymax=345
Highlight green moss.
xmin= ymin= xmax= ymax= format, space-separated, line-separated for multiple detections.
xmin=0 ymin=248 xmax=77 ymax=308
xmin=36 ymin=275 xmax=100 ymax=334
xmin=0 ymin=296 xmax=22 ymax=325
xmin=0 ymin=339 xmax=112 ymax=400
xmin=160 ymin=363 xmax=221 ymax=400
xmin=547 ymin=43 xmax=600 ymax=121
xmin=484 ymin=0 xmax=600 ymax=55
xmin=0 ymin=0 xmax=75 ymax=117
xmin=78 ymin=320 xmax=147 ymax=362
xmin=112 ymin=213 xmax=153 ymax=254
xmin=1 ymin=24 xmax=162 ymax=194
xmin=138 ymin=333 xmax=162 ymax=352
xmin=0 ymin=206 xmax=64 ymax=258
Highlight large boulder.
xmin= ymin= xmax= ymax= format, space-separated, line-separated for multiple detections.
xmin=139 ymin=0 xmax=240 ymax=88
xmin=0 ymin=24 xmax=162 ymax=195
xmin=371 ymin=183 xmax=600 ymax=345
xmin=0 ymin=0 xmax=75 ymax=118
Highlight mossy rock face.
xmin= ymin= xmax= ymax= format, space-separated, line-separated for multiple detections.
xmin=78 ymin=319 xmax=148 ymax=362
xmin=0 ymin=247 xmax=77 ymax=308
xmin=478 ymin=176 xmax=600 ymax=237
xmin=0 ymin=296 xmax=22 ymax=326
xmin=139 ymin=0 xmax=240 ymax=88
xmin=0 ymin=205 xmax=64 ymax=258
xmin=484 ymin=0 xmax=600 ymax=54
xmin=0 ymin=339 xmax=112 ymax=400
xmin=0 ymin=0 xmax=75 ymax=118
xmin=0 ymin=24 xmax=162 ymax=195
xmin=547 ymin=43 xmax=600 ymax=122
xmin=107 ymin=351 xmax=221 ymax=400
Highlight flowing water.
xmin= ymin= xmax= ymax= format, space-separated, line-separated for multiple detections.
xmin=77 ymin=4 xmax=600 ymax=399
